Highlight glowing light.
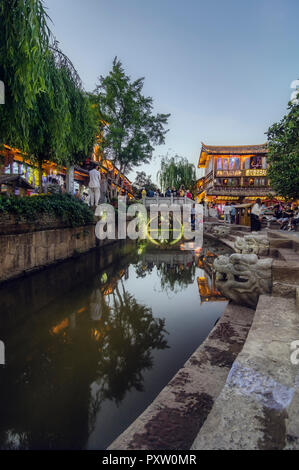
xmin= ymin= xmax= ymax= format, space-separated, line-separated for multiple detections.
xmin=51 ymin=318 xmax=69 ymax=335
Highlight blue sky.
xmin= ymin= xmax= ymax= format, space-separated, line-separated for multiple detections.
xmin=46 ymin=0 xmax=299 ymax=182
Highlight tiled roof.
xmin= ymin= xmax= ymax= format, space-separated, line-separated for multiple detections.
xmin=201 ymin=143 xmax=268 ymax=155
xmin=198 ymin=142 xmax=268 ymax=167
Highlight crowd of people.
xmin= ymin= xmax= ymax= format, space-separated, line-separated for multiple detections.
xmin=216 ymin=199 xmax=299 ymax=232
xmin=223 ymin=202 xmax=236 ymax=225
xmin=141 ymin=185 xmax=195 ymax=200
xmin=263 ymin=202 xmax=299 ymax=232
xmin=246 ymin=199 xmax=299 ymax=232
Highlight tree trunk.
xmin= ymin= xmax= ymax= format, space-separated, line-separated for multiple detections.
xmin=38 ymin=160 xmax=43 ymax=194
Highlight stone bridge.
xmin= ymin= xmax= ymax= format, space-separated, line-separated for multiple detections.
xmin=141 ymin=196 xmax=195 ymax=208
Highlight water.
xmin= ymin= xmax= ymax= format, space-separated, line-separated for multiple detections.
xmin=0 ymin=239 xmax=232 ymax=450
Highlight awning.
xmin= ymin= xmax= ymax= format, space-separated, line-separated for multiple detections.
xmin=0 ymin=174 xmax=35 ymax=190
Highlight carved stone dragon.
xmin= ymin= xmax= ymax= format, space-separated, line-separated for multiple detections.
xmin=211 ymin=225 xmax=231 ymax=238
xmin=234 ymin=232 xmax=270 ymax=256
xmin=214 ymin=253 xmax=272 ymax=308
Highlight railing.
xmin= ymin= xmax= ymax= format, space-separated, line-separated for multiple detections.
xmin=141 ymin=196 xmax=194 ymax=208
xmin=206 ymin=186 xmax=274 ymax=196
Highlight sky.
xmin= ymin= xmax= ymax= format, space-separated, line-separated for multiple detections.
xmin=45 ymin=0 xmax=299 ymax=183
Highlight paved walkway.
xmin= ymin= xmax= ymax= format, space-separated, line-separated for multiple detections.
xmin=191 ymin=295 xmax=299 ymax=450
xmin=108 ymin=304 xmax=255 ymax=450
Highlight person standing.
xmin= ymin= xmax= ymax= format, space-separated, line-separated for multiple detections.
xmin=251 ymin=198 xmax=262 ymax=231
xmin=88 ymin=163 xmax=101 ymax=207
xmin=186 ymin=189 xmax=192 ymax=199
xmin=179 ymin=185 xmax=185 ymax=197
xmin=230 ymin=203 xmax=236 ymax=224
xmin=223 ymin=202 xmax=231 ymax=224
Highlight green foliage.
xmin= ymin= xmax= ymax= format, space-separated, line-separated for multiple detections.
xmin=0 ymin=193 xmax=94 ymax=226
xmin=266 ymin=97 xmax=299 ymax=200
xmin=0 ymin=1 xmax=97 ymax=183
xmin=133 ymin=171 xmax=158 ymax=193
xmin=157 ymin=154 xmax=197 ymax=191
xmin=28 ymin=47 xmax=97 ymax=173
xmin=28 ymin=52 xmax=72 ymax=166
xmin=0 ymin=0 xmax=51 ymax=149
xmin=94 ymin=57 xmax=170 ymax=178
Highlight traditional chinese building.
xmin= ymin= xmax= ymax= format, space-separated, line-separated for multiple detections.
xmin=197 ymin=143 xmax=275 ymax=206
xmin=0 ymin=143 xmax=134 ymax=198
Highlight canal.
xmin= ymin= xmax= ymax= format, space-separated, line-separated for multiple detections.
xmin=0 ymin=239 xmax=232 ymax=450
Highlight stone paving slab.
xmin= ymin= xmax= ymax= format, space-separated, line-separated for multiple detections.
xmin=108 ymin=303 xmax=254 ymax=450
xmin=191 ymin=295 xmax=299 ymax=450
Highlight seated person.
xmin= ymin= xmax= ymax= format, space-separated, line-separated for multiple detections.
xmin=278 ymin=205 xmax=294 ymax=230
xmin=288 ymin=207 xmax=299 ymax=231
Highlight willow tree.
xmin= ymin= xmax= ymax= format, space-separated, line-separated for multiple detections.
xmin=0 ymin=1 xmax=97 ymax=191
xmin=94 ymin=57 xmax=170 ymax=196
xmin=157 ymin=154 xmax=197 ymax=192
xmin=0 ymin=0 xmax=51 ymax=150
xmin=266 ymin=95 xmax=299 ymax=201
xmin=28 ymin=48 xmax=97 ymax=191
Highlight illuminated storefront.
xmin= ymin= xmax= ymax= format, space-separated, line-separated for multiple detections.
xmin=1 ymin=144 xmax=134 ymax=198
xmin=197 ymin=143 xmax=275 ymax=209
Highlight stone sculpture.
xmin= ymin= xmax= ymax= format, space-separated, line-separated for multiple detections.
xmin=214 ymin=253 xmax=272 ymax=308
xmin=234 ymin=232 xmax=270 ymax=256
xmin=211 ymin=225 xmax=231 ymax=238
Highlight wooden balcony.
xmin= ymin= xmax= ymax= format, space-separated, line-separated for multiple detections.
xmin=206 ymin=185 xmax=275 ymax=197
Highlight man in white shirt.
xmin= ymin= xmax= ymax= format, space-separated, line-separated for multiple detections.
xmin=88 ymin=163 xmax=101 ymax=207
xmin=223 ymin=203 xmax=231 ymax=224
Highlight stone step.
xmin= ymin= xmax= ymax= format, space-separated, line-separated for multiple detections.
xmin=191 ymin=295 xmax=299 ymax=450
xmin=272 ymin=261 xmax=299 ymax=284
xmin=272 ymin=281 xmax=298 ymax=299
xmin=108 ymin=303 xmax=255 ymax=450
xmin=274 ymin=248 xmax=299 ymax=263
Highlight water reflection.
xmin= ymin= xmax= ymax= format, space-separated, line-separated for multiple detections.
xmin=136 ymin=251 xmax=196 ymax=294
xmin=0 ymin=239 xmax=231 ymax=450
xmin=0 ymin=247 xmax=168 ymax=450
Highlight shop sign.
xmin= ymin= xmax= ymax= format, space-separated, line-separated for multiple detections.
xmin=216 ymin=170 xmax=242 ymax=177
xmin=245 ymin=169 xmax=267 ymax=176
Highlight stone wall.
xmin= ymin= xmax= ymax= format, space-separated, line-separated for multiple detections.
xmin=0 ymin=224 xmax=96 ymax=283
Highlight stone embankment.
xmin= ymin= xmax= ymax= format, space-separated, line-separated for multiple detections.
xmin=109 ymin=225 xmax=299 ymax=450
xmin=191 ymin=295 xmax=299 ymax=450
xmin=109 ymin=303 xmax=255 ymax=450
xmin=0 ymin=224 xmax=97 ymax=283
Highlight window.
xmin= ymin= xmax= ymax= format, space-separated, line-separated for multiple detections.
xmin=254 ymin=178 xmax=266 ymax=187
xmin=250 ymin=156 xmax=262 ymax=169
xmin=229 ymin=157 xmax=240 ymax=170
xmin=244 ymin=158 xmax=250 ymax=170
xmin=216 ymin=158 xmax=222 ymax=170
xmin=223 ymin=158 xmax=228 ymax=170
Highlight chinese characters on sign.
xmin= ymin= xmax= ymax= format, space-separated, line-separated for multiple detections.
xmin=245 ymin=169 xmax=267 ymax=177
